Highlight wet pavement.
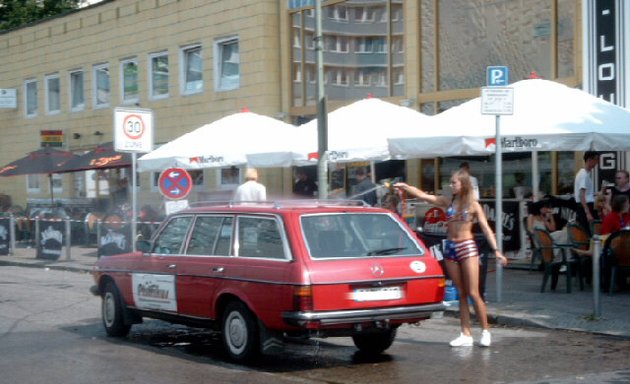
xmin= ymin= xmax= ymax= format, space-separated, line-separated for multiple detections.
xmin=1 ymin=246 xmax=629 ymax=338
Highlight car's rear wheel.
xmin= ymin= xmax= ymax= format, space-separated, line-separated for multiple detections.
xmin=222 ymin=301 xmax=260 ymax=362
xmin=102 ymin=281 xmax=131 ymax=337
xmin=352 ymin=328 xmax=397 ymax=354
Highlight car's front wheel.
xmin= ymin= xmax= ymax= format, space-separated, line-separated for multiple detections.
xmin=222 ymin=301 xmax=260 ymax=362
xmin=102 ymin=281 xmax=131 ymax=337
xmin=352 ymin=328 xmax=397 ymax=354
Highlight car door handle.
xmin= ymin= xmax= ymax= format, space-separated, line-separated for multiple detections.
xmin=212 ymin=267 xmax=225 ymax=273
xmin=167 ymin=264 xmax=177 ymax=269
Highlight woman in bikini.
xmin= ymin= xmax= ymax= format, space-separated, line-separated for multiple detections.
xmin=395 ymin=169 xmax=508 ymax=347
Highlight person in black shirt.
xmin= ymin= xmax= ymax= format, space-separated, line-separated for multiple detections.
xmin=351 ymin=167 xmax=377 ymax=206
xmin=293 ymin=169 xmax=318 ymax=197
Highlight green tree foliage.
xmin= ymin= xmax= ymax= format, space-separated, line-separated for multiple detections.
xmin=0 ymin=0 xmax=81 ymax=31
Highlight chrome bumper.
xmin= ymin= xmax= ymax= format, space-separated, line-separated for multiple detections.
xmin=283 ymin=302 xmax=446 ymax=326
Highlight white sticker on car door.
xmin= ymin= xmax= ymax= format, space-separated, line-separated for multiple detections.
xmin=132 ymin=273 xmax=177 ymax=312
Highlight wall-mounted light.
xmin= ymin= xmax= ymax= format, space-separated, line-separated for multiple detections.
xmin=73 ymin=133 xmax=82 ymax=139
xmin=94 ymin=130 xmax=104 ymax=136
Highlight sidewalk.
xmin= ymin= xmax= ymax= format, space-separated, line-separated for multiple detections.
xmin=1 ymin=246 xmax=629 ymax=338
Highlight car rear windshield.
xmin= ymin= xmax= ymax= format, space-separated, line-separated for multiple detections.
xmin=301 ymin=213 xmax=424 ymax=259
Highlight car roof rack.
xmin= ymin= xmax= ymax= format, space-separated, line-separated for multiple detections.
xmin=188 ymin=199 xmax=370 ymax=209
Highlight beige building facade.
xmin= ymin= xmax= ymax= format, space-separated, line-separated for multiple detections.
xmin=0 ymin=0 xmax=599 ymax=211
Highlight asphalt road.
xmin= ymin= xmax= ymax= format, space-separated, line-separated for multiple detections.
xmin=1 ymin=266 xmax=629 ymax=384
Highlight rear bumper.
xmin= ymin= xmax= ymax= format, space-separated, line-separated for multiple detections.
xmin=283 ymin=302 xmax=446 ymax=327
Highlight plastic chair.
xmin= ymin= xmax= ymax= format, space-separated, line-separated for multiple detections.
xmin=567 ymin=222 xmax=591 ymax=250
xmin=603 ymin=230 xmax=630 ymax=295
xmin=526 ymin=226 xmax=542 ymax=271
xmin=567 ymin=222 xmax=591 ymax=287
xmin=534 ymin=229 xmax=577 ymax=293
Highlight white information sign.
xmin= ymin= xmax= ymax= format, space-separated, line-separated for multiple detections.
xmin=114 ymin=107 xmax=154 ymax=153
xmin=0 ymin=89 xmax=17 ymax=109
xmin=164 ymin=200 xmax=189 ymax=215
xmin=481 ymin=87 xmax=514 ymax=115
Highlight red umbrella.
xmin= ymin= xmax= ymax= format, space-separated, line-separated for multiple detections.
xmin=55 ymin=142 xmax=131 ymax=173
xmin=0 ymin=148 xmax=77 ymax=176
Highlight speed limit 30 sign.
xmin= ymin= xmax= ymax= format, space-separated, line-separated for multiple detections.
xmin=114 ymin=107 xmax=154 ymax=153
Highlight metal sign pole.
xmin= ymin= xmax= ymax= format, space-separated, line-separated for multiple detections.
xmin=592 ymin=236 xmax=602 ymax=317
xmin=131 ymin=153 xmax=137 ymax=251
xmin=495 ymin=115 xmax=503 ymax=302
xmin=315 ymin=0 xmax=328 ymax=199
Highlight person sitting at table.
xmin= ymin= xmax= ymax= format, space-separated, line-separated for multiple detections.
xmin=527 ymin=200 xmax=569 ymax=262
xmin=570 ymin=195 xmax=628 ymax=259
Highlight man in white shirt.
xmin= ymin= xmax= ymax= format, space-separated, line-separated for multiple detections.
xmin=234 ymin=168 xmax=267 ymax=202
xmin=459 ymin=162 xmax=480 ymax=200
xmin=574 ymin=151 xmax=599 ymax=235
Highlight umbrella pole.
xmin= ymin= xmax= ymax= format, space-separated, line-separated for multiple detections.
xmin=49 ymin=174 xmax=54 ymax=204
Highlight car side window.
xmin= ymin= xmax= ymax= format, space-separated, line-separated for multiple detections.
xmin=186 ymin=216 xmax=232 ymax=256
xmin=237 ymin=216 xmax=285 ymax=259
xmin=152 ymin=216 xmax=193 ymax=255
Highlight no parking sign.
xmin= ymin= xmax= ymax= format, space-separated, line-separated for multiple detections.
xmin=159 ymin=168 xmax=193 ymax=200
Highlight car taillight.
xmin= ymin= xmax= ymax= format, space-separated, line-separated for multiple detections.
xmin=293 ymin=285 xmax=313 ymax=311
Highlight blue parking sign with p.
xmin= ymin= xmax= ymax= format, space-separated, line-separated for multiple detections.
xmin=487 ymin=66 xmax=509 ymax=86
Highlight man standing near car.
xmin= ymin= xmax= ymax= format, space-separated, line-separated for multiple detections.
xmin=351 ymin=167 xmax=377 ymax=206
xmin=574 ymin=151 xmax=599 ymax=235
xmin=234 ymin=168 xmax=266 ymax=202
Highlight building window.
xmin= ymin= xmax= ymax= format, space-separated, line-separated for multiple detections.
xmin=293 ymin=63 xmax=302 ymax=83
xmin=149 ymin=51 xmax=169 ymax=99
xmin=181 ymin=44 xmax=203 ymax=95
xmin=189 ymin=170 xmax=204 ymax=186
xmin=45 ymin=73 xmax=61 ymax=114
xmin=214 ymin=37 xmax=239 ymax=91
xmin=354 ymin=7 xmax=375 ymax=23
xmin=353 ymin=70 xmax=370 ymax=86
xmin=51 ymin=174 xmax=63 ymax=194
xmin=69 ymin=70 xmax=84 ymax=112
xmin=327 ymin=5 xmax=348 ymax=21
xmin=121 ymin=58 xmax=139 ymax=104
xmin=24 ymin=79 xmax=37 ymax=117
xmin=93 ymin=63 xmax=110 ymax=108
xmin=219 ymin=166 xmax=240 ymax=189
xmin=26 ymin=174 xmax=40 ymax=193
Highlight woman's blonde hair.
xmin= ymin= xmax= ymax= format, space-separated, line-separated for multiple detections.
xmin=452 ymin=169 xmax=474 ymax=211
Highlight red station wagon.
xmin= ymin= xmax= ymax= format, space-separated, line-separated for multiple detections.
xmin=90 ymin=201 xmax=446 ymax=362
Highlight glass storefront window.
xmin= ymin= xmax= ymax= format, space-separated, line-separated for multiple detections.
xmin=557 ymin=151 xmax=575 ymax=196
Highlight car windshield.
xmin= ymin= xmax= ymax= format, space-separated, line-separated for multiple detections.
xmin=301 ymin=213 xmax=424 ymax=259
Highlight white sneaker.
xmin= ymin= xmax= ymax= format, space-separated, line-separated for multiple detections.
xmin=480 ymin=329 xmax=491 ymax=347
xmin=449 ymin=333 xmax=473 ymax=347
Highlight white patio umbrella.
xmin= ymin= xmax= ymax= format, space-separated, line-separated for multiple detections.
xmin=137 ymin=110 xmax=305 ymax=172
xmin=388 ymin=78 xmax=630 ymax=302
xmin=296 ymin=98 xmax=432 ymax=164
xmin=388 ymin=78 xmax=630 ymax=158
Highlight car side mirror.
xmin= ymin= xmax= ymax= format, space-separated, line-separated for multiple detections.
xmin=136 ymin=239 xmax=152 ymax=253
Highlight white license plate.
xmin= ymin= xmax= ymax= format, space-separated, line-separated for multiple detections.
xmin=353 ymin=286 xmax=403 ymax=302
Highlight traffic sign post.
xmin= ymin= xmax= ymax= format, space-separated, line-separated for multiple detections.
xmin=484 ymin=66 xmax=512 ymax=303
xmin=158 ymin=168 xmax=193 ymax=200
xmin=113 ymin=107 xmax=154 ymax=251
xmin=486 ymin=66 xmax=510 ymax=86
